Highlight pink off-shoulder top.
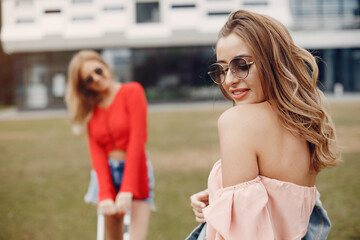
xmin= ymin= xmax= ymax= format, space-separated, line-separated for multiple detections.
xmin=203 ymin=160 xmax=317 ymax=240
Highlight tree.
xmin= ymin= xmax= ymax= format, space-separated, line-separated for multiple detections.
xmin=0 ymin=0 xmax=14 ymax=105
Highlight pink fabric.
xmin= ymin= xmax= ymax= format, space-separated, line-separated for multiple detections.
xmin=203 ymin=160 xmax=317 ymax=240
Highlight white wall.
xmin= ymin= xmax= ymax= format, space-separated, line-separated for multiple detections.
xmin=6 ymin=0 xmax=355 ymax=54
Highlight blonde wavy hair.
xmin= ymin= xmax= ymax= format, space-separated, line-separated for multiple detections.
xmin=65 ymin=50 xmax=113 ymax=134
xmin=217 ymin=10 xmax=340 ymax=172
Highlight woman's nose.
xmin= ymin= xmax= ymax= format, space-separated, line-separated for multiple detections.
xmin=91 ymin=73 xmax=101 ymax=83
xmin=224 ymin=69 xmax=240 ymax=85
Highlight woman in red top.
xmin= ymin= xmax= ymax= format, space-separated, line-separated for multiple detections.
xmin=65 ymin=50 xmax=153 ymax=240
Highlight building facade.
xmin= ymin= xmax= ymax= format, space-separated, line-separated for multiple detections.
xmin=1 ymin=0 xmax=359 ymax=110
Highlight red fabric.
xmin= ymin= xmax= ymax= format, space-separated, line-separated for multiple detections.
xmin=87 ymin=82 xmax=149 ymax=201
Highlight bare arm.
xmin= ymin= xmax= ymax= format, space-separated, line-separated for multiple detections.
xmin=218 ymin=106 xmax=259 ymax=187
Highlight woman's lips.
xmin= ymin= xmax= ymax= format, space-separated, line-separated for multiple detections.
xmin=231 ymin=89 xmax=250 ymax=100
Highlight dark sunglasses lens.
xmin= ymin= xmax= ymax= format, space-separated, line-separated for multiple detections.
xmin=208 ymin=64 xmax=225 ymax=84
xmin=95 ymin=67 xmax=103 ymax=75
xmin=84 ymin=67 xmax=103 ymax=85
xmin=85 ymin=77 xmax=93 ymax=85
xmin=230 ymin=58 xmax=249 ymax=79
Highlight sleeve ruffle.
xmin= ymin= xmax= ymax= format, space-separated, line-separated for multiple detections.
xmin=203 ymin=175 xmax=317 ymax=240
xmin=203 ymin=177 xmax=274 ymax=240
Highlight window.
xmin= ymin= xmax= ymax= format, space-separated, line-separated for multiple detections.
xmin=243 ymin=1 xmax=268 ymax=6
xmin=52 ymin=74 xmax=66 ymax=97
xmin=136 ymin=2 xmax=160 ymax=23
xmin=103 ymin=6 xmax=125 ymax=12
xmin=44 ymin=9 xmax=62 ymax=14
xmin=171 ymin=4 xmax=196 ymax=9
xmin=207 ymin=11 xmax=231 ymax=16
xmin=290 ymin=0 xmax=360 ymax=30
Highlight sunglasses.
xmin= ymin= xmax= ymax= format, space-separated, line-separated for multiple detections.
xmin=84 ymin=67 xmax=104 ymax=85
xmin=208 ymin=57 xmax=255 ymax=84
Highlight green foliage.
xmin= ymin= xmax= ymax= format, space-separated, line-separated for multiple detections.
xmin=0 ymin=48 xmax=13 ymax=105
xmin=0 ymin=1 xmax=14 ymax=105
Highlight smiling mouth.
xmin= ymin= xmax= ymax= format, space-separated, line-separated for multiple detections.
xmin=232 ymin=88 xmax=249 ymax=94
xmin=230 ymin=89 xmax=250 ymax=100
xmin=233 ymin=90 xmax=246 ymax=95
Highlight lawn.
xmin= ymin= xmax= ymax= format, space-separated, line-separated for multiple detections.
xmin=0 ymin=102 xmax=359 ymax=240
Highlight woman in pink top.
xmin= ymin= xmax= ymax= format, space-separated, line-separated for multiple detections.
xmin=189 ymin=10 xmax=340 ymax=240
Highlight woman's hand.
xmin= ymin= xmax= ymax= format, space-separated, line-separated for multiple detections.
xmin=190 ymin=189 xmax=209 ymax=223
xmin=98 ymin=199 xmax=117 ymax=215
xmin=115 ymin=192 xmax=133 ymax=214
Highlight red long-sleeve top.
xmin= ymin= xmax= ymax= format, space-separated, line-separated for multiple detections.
xmin=87 ymin=82 xmax=149 ymax=202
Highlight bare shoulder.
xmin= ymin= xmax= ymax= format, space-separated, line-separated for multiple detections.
xmin=218 ymin=101 xmax=274 ymax=132
xmin=218 ymin=102 xmax=274 ymax=186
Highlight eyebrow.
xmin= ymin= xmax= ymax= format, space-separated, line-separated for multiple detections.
xmin=216 ymin=55 xmax=253 ymax=64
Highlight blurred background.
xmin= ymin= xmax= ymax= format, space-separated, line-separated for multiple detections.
xmin=0 ymin=0 xmax=359 ymax=240
xmin=0 ymin=0 xmax=359 ymax=110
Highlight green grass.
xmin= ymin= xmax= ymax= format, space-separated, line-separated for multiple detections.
xmin=317 ymin=152 xmax=360 ymax=240
xmin=0 ymin=102 xmax=359 ymax=240
xmin=0 ymin=105 xmax=13 ymax=111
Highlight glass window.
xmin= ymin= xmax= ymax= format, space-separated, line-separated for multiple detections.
xmin=243 ymin=1 xmax=268 ymax=6
xmin=322 ymin=0 xmax=341 ymax=16
xmin=44 ymin=9 xmax=62 ymax=14
xmin=207 ymin=11 xmax=231 ymax=16
xmin=52 ymin=74 xmax=66 ymax=97
xmin=132 ymin=46 xmax=219 ymax=102
xmin=136 ymin=2 xmax=160 ymax=23
xmin=343 ymin=0 xmax=359 ymax=13
xmin=14 ymin=51 xmax=76 ymax=110
xmin=171 ymin=4 xmax=196 ymax=9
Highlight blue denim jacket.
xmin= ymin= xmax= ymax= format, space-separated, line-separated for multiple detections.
xmin=302 ymin=195 xmax=331 ymax=240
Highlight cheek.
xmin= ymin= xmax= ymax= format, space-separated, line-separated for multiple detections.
xmin=252 ymin=69 xmax=263 ymax=90
xmin=221 ymin=82 xmax=229 ymax=93
xmin=102 ymin=72 xmax=112 ymax=84
xmin=79 ymin=70 xmax=86 ymax=81
xmin=220 ymin=84 xmax=233 ymax=100
xmin=256 ymin=81 xmax=266 ymax=100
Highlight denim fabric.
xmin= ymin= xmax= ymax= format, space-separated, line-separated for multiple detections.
xmin=84 ymin=158 xmax=155 ymax=207
xmin=109 ymin=159 xmax=125 ymax=192
xmin=302 ymin=193 xmax=331 ymax=240
xmin=185 ymin=223 xmax=206 ymax=240
xmin=84 ymin=168 xmax=99 ymax=204
xmin=185 ymin=192 xmax=331 ymax=240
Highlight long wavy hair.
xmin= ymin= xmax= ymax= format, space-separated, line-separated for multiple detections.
xmin=65 ymin=50 xmax=112 ymax=134
xmin=217 ymin=10 xmax=340 ymax=172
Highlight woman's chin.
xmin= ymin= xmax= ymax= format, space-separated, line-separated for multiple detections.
xmin=94 ymin=83 xmax=112 ymax=93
